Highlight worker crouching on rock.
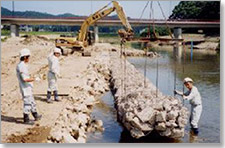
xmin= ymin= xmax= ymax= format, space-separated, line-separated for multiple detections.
xmin=47 ymin=48 xmax=62 ymax=103
xmin=16 ymin=48 xmax=42 ymax=124
xmin=174 ymin=77 xmax=202 ymax=135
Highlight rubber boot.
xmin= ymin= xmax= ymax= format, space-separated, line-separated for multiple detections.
xmin=23 ymin=113 xmax=34 ymax=125
xmin=32 ymin=112 xmax=42 ymax=121
xmin=53 ymin=90 xmax=60 ymax=102
xmin=47 ymin=91 xmax=53 ymax=103
xmin=192 ymin=128 xmax=199 ymax=135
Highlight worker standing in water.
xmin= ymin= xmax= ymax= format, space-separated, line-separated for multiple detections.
xmin=174 ymin=77 xmax=202 ymax=135
xmin=16 ymin=48 xmax=42 ymax=124
xmin=47 ymin=48 xmax=62 ymax=103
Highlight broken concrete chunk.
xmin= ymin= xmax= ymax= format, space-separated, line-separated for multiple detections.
xmin=167 ymin=110 xmax=179 ymax=120
xmin=159 ymin=128 xmax=171 ymax=137
xmin=155 ymin=122 xmax=167 ymax=131
xmin=136 ymin=107 xmax=155 ymax=123
xmin=62 ymin=133 xmax=77 ymax=143
xmin=77 ymin=137 xmax=86 ymax=143
xmin=130 ymin=128 xmax=145 ymax=139
xmin=171 ymin=128 xmax=185 ymax=138
xmin=156 ymin=111 xmax=166 ymax=122
xmin=124 ymin=112 xmax=135 ymax=122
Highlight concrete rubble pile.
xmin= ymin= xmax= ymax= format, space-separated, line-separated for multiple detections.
xmin=109 ymin=53 xmax=189 ymax=139
xmin=47 ymin=93 xmax=104 ymax=143
xmin=123 ymin=48 xmax=158 ymax=58
xmin=20 ymin=35 xmax=50 ymax=46
xmin=47 ymin=54 xmax=110 ymax=143
xmin=81 ymin=53 xmax=111 ymax=96
xmin=48 ymin=46 xmax=188 ymax=142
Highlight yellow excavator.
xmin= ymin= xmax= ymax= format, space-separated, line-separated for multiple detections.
xmin=55 ymin=1 xmax=134 ymax=54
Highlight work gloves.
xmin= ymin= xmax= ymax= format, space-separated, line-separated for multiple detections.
xmin=174 ymin=90 xmax=183 ymax=96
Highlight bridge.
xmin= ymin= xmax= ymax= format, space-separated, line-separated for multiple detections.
xmin=1 ymin=16 xmax=220 ymax=39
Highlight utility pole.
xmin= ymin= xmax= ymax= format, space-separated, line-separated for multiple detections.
xmin=91 ymin=0 xmax=93 ymax=14
xmin=12 ymin=1 xmax=15 ymax=17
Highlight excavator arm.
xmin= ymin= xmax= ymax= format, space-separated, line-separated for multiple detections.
xmin=112 ymin=1 xmax=133 ymax=34
xmin=77 ymin=1 xmax=134 ymax=45
xmin=55 ymin=1 xmax=133 ymax=52
xmin=78 ymin=3 xmax=115 ymax=43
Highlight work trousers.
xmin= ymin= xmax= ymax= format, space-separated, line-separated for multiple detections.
xmin=190 ymin=104 xmax=202 ymax=128
xmin=47 ymin=71 xmax=58 ymax=92
xmin=23 ymin=95 xmax=37 ymax=114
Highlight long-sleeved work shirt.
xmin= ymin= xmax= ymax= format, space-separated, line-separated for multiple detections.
xmin=183 ymin=86 xmax=202 ymax=106
xmin=16 ymin=61 xmax=33 ymax=97
xmin=48 ymin=54 xmax=60 ymax=77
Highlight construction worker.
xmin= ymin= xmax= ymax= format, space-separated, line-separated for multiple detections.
xmin=16 ymin=48 xmax=42 ymax=124
xmin=174 ymin=77 xmax=202 ymax=135
xmin=47 ymin=47 xmax=62 ymax=103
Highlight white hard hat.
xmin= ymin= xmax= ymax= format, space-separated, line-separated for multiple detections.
xmin=20 ymin=48 xmax=31 ymax=58
xmin=53 ymin=48 xmax=62 ymax=55
xmin=183 ymin=77 xmax=193 ymax=83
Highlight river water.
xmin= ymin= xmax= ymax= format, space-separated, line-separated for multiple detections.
xmin=87 ymin=47 xmax=220 ymax=143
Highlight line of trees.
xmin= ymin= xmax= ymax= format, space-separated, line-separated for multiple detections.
xmin=169 ymin=1 xmax=220 ymax=20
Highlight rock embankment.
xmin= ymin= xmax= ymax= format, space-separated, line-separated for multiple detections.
xmin=48 ymin=44 xmax=188 ymax=142
xmin=108 ymin=52 xmax=189 ymax=139
xmin=47 ymin=54 xmax=111 ymax=143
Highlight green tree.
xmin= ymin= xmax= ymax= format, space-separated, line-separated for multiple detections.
xmin=169 ymin=1 xmax=220 ymax=20
xmin=140 ymin=26 xmax=170 ymax=37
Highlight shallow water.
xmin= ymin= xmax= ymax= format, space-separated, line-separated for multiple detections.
xmin=87 ymin=48 xmax=220 ymax=143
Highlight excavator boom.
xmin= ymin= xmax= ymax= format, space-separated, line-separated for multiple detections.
xmin=78 ymin=1 xmax=134 ymax=44
xmin=55 ymin=1 xmax=134 ymax=53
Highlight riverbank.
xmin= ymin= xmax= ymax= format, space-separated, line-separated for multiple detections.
xmin=1 ymin=35 xmax=160 ymax=143
xmin=149 ymin=34 xmax=220 ymax=51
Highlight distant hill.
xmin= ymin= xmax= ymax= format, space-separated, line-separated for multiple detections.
xmin=1 ymin=7 xmax=80 ymax=18
xmin=1 ymin=7 xmax=124 ymax=19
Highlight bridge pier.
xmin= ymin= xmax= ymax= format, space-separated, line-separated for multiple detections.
xmin=173 ymin=43 xmax=183 ymax=61
xmin=94 ymin=25 xmax=99 ymax=43
xmin=173 ymin=27 xmax=182 ymax=40
xmin=173 ymin=27 xmax=183 ymax=60
xmin=10 ymin=24 xmax=19 ymax=37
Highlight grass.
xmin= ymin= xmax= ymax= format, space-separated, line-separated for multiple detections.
xmin=1 ymin=30 xmax=10 ymax=36
xmin=20 ymin=31 xmax=76 ymax=36
xmin=1 ymin=37 xmax=8 ymax=42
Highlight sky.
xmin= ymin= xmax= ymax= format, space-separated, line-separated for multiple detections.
xmin=1 ymin=1 xmax=180 ymax=19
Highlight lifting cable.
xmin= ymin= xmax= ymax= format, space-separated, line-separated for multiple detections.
xmin=120 ymin=40 xmax=124 ymax=98
xmin=144 ymin=47 xmax=147 ymax=88
xmin=138 ymin=1 xmax=150 ymax=25
xmin=120 ymin=38 xmax=127 ymax=98
xmin=156 ymin=48 xmax=159 ymax=98
xmin=174 ymin=51 xmax=177 ymax=97
xmin=124 ymin=41 xmax=127 ymax=96
xmin=150 ymin=1 xmax=157 ymax=39
xmin=150 ymin=1 xmax=159 ymax=97
xmin=182 ymin=41 xmax=186 ymax=104
xmin=157 ymin=1 xmax=173 ymax=39
xmin=144 ymin=1 xmax=152 ymax=88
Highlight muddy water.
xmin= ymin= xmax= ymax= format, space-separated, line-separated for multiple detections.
xmin=87 ymin=48 xmax=220 ymax=143
xmin=87 ymin=91 xmax=123 ymax=143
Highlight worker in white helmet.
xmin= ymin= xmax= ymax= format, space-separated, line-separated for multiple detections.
xmin=16 ymin=48 xmax=42 ymax=124
xmin=174 ymin=77 xmax=202 ymax=135
xmin=47 ymin=47 xmax=62 ymax=103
